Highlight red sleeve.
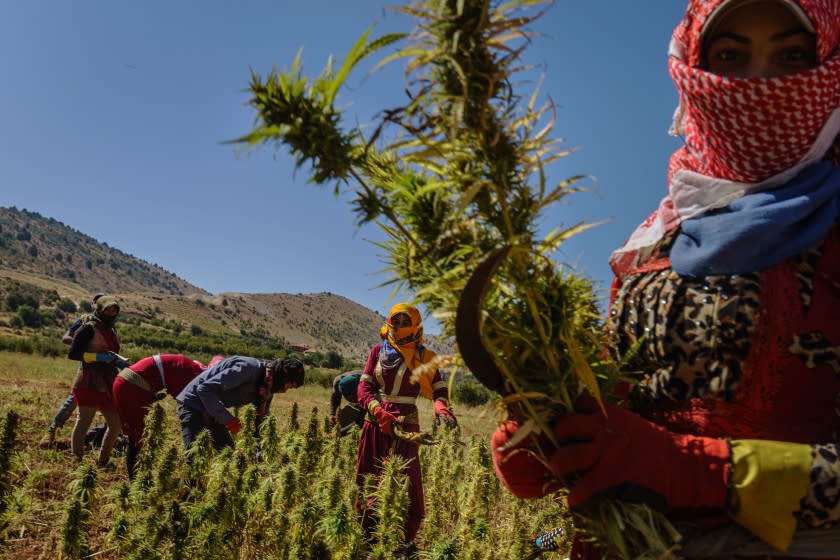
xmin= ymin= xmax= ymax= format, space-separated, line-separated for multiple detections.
xmin=357 ymin=345 xmax=381 ymax=410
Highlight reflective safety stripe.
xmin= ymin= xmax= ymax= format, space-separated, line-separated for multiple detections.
xmin=432 ymin=380 xmax=447 ymax=390
xmin=360 ymin=373 xmax=376 ymax=385
xmin=152 ymin=354 xmax=167 ymax=391
xmin=374 ymin=359 xmax=409 ymax=399
xmin=382 ymin=395 xmax=417 ymax=405
xmin=118 ymin=369 xmax=152 ymax=392
xmin=373 ymin=361 xmax=386 ymax=388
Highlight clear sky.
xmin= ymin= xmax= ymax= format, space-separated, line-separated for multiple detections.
xmin=0 ymin=1 xmax=687 ymax=325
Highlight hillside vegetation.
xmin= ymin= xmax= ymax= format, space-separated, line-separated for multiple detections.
xmin=0 ymin=207 xmax=453 ymax=361
xmin=0 ymin=207 xmax=205 ymax=297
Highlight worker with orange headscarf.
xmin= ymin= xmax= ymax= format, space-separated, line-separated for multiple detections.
xmin=354 ymin=303 xmax=456 ymax=551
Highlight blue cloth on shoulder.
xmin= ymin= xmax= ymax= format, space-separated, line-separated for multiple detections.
xmin=379 ymin=338 xmax=403 ymax=369
xmin=671 ymin=161 xmax=840 ymax=277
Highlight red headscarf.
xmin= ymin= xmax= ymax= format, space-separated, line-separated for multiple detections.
xmin=610 ymin=0 xmax=840 ymax=278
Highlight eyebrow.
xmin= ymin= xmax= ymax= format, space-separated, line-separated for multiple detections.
xmin=771 ymin=28 xmax=813 ymax=41
xmin=706 ymin=27 xmax=813 ymax=46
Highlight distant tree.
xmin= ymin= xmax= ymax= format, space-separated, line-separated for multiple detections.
xmin=57 ymin=298 xmax=77 ymax=313
xmin=324 ymin=350 xmax=343 ymax=370
xmin=27 ymin=245 xmax=38 ymax=258
xmin=190 ymin=325 xmax=203 ymax=336
xmin=79 ymin=301 xmax=93 ymax=313
xmin=5 ymin=292 xmax=37 ymax=312
xmin=85 ymin=259 xmax=93 ymax=270
xmin=16 ymin=230 xmax=31 ymax=242
xmin=39 ymin=309 xmax=56 ymax=326
xmin=302 ymin=352 xmax=324 ymax=367
xmin=15 ymin=305 xmax=40 ymax=328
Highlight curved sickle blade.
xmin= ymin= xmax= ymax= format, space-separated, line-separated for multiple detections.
xmin=455 ymin=246 xmax=511 ymax=395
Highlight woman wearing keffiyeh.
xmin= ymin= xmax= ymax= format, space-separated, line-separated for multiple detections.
xmin=355 ymin=303 xmax=456 ymax=550
xmin=491 ymin=0 xmax=840 ymax=557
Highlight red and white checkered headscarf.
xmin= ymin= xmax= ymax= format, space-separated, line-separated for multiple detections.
xmin=610 ymin=0 xmax=840 ymax=278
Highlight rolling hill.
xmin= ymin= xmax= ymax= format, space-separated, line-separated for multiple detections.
xmin=0 ymin=206 xmax=452 ymax=360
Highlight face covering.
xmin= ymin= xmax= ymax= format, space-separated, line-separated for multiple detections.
xmin=610 ymin=0 xmax=840 ymax=278
xmin=379 ymin=303 xmax=426 ymax=370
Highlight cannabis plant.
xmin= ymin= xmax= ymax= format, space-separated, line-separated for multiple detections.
xmin=237 ymin=0 xmax=675 ymax=556
xmin=61 ymin=463 xmax=98 ymax=559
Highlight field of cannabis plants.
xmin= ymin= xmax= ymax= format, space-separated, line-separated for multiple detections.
xmin=0 ymin=352 xmax=571 ymax=559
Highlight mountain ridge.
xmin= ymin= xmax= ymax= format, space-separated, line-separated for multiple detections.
xmin=0 ymin=206 xmax=452 ymax=359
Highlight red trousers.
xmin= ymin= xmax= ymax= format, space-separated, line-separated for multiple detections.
xmin=112 ymin=376 xmax=154 ymax=446
xmin=355 ymin=419 xmax=425 ymax=542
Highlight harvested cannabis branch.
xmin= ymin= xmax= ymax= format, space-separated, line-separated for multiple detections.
xmin=238 ymin=0 xmax=677 ymax=556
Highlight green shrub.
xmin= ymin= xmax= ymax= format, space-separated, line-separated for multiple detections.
xmin=304 ymin=368 xmax=333 ymax=389
xmin=302 ymin=352 xmax=324 ymax=367
xmin=38 ymin=308 xmax=57 ymax=327
xmin=323 ymin=351 xmax=342 ymax=370
xmin=58 ymin=298 xmax=77 ymax=313
xmin=16 ymin=305 xmax=41 ymax=327
xmin=4 ymin=291 xmax=38 ymax=312
xmin=451 ymin=379 xmax=492 ymax=407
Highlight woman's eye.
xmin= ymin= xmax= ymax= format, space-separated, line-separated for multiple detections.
xmin=713 ymin=49 xmax=740 ymax=62
xmin=707 ymin=47 xmax=747 ymax=69
xmin=778 ymin=47 xmax=816 ymax=66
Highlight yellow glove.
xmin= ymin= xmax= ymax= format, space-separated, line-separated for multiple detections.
xmin=729 ymin=439 xmax=812 ymax=552
xmin=83 ymin=352 xmax=115 ymax=364
xmin=367 ymin=399 xmax=382 ymax=416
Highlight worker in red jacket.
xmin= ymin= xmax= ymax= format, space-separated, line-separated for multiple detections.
xmin=113 ymin=353 xmax=224 ymax=478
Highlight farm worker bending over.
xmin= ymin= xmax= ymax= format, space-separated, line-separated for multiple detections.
xmin=490 ymin=0 xmax=840 ymax=558
xmin=355 ymin=303 xmax=457 ymax=550
xmin=113 ymin=354 xmax=224 ymax=479
xmin=175 ymin=355 xmax=305 ymax=457
xmin=66 ymin=295 xmax=129 ymax=466
xmin=328 ymin=370 xmax=364 ymax=435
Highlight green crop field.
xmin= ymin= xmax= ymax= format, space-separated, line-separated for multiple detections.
xmin=0 ymin=351 xmax=570 ymax=559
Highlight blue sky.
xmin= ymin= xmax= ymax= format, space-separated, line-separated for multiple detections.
xmin=0 ymin=1 xmax=687 ymax=326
